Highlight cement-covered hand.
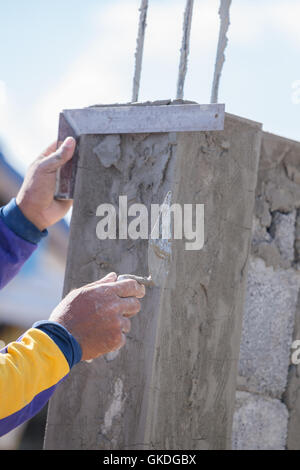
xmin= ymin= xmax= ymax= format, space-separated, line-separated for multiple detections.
xmin=16 ymin=137 xmax=76 ymax=231
xmin=49 ymin=272 xmax=146 ymax=361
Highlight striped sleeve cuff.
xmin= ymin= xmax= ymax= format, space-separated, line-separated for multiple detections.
xmin=0 ymin=328 xmax=70 ymax=437
xmin=0 ymin=198 xmax=48 ymax=244
xmin=33 ymin=321 xmax=82 ymax=369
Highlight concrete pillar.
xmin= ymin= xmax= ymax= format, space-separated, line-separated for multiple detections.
xmin=44 ymin=112 xmax=262 ymax=450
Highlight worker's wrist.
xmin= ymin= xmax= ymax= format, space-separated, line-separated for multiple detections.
xmin=0 ymin=198 xmax=48 ymax=244
xmin=33 ymin=320 xmax=82 ymax=369
xmin=16 ymin=197 xmax=48 ymax=232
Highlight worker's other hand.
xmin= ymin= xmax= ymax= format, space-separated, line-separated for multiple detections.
xmin=49 ymin=272 xmax=146 ymax=361
xmin=16 ymin=137 xmax=76 ymax=231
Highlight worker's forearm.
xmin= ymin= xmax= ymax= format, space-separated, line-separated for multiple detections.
xmin=0 ymin=198 xmax=47 ymax=289
xmin=0 ymin=322 xmax=82 ymax=437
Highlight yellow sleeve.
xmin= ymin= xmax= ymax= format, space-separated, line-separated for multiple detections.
xmin=0 ymin=328 xmax=70 ymax=436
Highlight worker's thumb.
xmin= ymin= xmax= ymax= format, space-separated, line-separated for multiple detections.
xmin=42 ymin=137 xmax=76 ymax=171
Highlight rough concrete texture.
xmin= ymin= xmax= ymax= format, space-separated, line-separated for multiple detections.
xmin=295 ymin=209 xmax=300 ymax=266
xmin=234 ymin=131 xmax=300 ymax=450
xmin=232 ymin=391 xmax=288 ymax=450
xmin=256 ymin=132 xmax=300 ymax=214
xmin=132 ymin=0 xmax=148 ymax=102
xmin=176 ymin=0 xmax=194 ymax=100
xmin=270 ymin=211 xmax=296 ymax=265
xmin=251 ymin=132 xmax=300 ymax=270
xmin=238 ymin=257 xmax=300 ymax=398
xmin=44 ymin=111 xmax=262 ymax=450
xmin=211 ymin=0 xmax=232 ymax=104
xmin=283 ymin=291 xmax=300 ymax=449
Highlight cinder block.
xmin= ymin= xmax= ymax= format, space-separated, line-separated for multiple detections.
xmin=271 ymin=211 xmax=296 ymax=265
xmin=238 ymin=257 xmax=300 ymax=398
xmin=232 ymin=391 xmax=288 ymax=450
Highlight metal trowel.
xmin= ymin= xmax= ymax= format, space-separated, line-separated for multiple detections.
xmin=118 ymin=191 xmax=172 ymax=287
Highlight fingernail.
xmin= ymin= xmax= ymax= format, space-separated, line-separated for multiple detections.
xmin=63 ymin=137 xmax=75 ymax=148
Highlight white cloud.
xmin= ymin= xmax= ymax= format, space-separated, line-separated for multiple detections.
xmin=30 ymin=1 xmax=139 ymax=152
xmin=266 ymin=0 xmax=300 ymax=43
xmin=0 ymin=84 xmax=41 ymax=173
xmin=230 ymin=0 xmax=300 ymax=46
xmin=0 ymin=80 xmax=7 ymax=108
xmin=291 ymin=80 xmax=300 ymax=105
xmin=31 ymin=0 xmax=220 ymax=146
xmin=2 ymin=0 xmax=300 ymax=171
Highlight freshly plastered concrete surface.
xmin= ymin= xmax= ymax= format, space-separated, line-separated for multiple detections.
xmin=141 ymin=115 xmax=261 ymax=450
xmin=44 ymin=110 xmax=262 ymax=450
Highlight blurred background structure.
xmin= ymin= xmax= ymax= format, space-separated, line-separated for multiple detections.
xmin=0 ymin=145 xmax=68 ymax=449
xmin=0 ymin=147 xmax=68 ymax=329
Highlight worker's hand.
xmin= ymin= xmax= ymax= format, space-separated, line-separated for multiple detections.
xmin=49 ymin=272 xmax=146 ymax=361
xmin=16 ymin=137 xmax=76 ymax=231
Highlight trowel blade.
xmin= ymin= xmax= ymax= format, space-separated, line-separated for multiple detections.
xmin=148 ymin=191 xmax=172 ymax=287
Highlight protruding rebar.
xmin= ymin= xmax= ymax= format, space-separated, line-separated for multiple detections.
xmin=176 ymin=0 xmax=195 ymax=100
xmin=132 ymin=0 xmax=149 ymax=103
xmin=210 ymin=0 xmax=232 ymax=104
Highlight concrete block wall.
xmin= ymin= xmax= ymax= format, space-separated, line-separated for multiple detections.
xmin=232 ymin=132 xmax=300 ymax=450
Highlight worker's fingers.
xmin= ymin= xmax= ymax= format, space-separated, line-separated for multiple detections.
xmin=116 ymin=333 xmax=126 ymax=351
xmin=98 ymin=272 xmax=118 ymax=284
xmin=112 ymin=278 xmax=146 ymax=299
xmin=84 ymin=273 xmax=118 ymax=289
xmin=117 ymin=296 xmax=141 ymax=318
xmin=53 ymin=198 xmax=73 ymax=212
xmin=87 ymin=278 xmax=145 ymax=298
xmin=52 ymin=177 xmax=73 ymax=210
xmin=40 ymin=137 xmax=76 ymax=171
xmin=39 ymin=141 xmax=59 ymax=158
xmin=120 ymin=316 xmax=131 ymax=334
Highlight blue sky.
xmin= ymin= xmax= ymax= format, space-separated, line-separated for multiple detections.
xmin=0 ymin=0 xmax=299 ymax=174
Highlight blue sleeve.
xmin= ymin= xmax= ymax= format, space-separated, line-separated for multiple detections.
xmin=1 ymin=198 xmax=48 ymax=244
xmin=0 ymin=200 xmax=83 ymax=438
xmin=0 ymin=198 xmax=48 ymax=289
xmin=33 ymin=321 xmax=82 ymax=369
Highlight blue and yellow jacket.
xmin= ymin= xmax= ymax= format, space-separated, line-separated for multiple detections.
xmin=0 ymin=199 xmax=82 ymax=437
